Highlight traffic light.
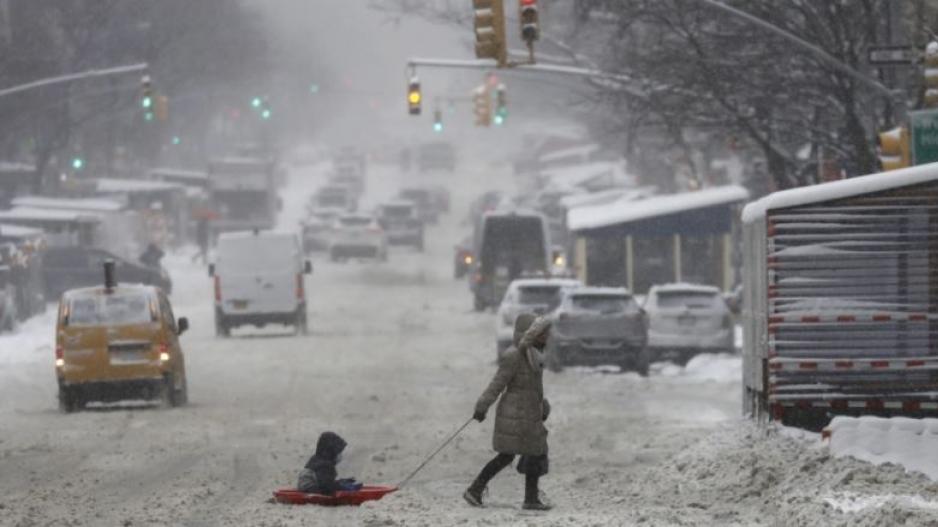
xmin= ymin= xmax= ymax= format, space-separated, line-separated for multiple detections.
xmin=877 ymin=126 xmax=910 ymax=171
xmin=473 ymin=0 xmax=507 ymax=67
xmin=433 ymin=109 xmax=443 ymax=133
xmin=251 ymin=97 xmax=263 ymax=109
xmin=408 ymin=77 xmax=422 ymax=115
xmin=250 ymin=96 xmax=272 ymax=120
xmin=473 ymin=85 xmax=491 ymax=127
xmin=494 ymin=84 xmax=507 ymax=125
xmin=141 ymin=75 xmax=155 ymax=122
xmin=925 ymin=41 xmax=938 ymax=108
xmin=519 ymin=0 xmax=540 ymax=44
xmin=71 ymin=157 xmax=84 ymax=171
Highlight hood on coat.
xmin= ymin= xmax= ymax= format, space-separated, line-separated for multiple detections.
xmin=513 ymin=313 xmax=538 ymax=347
xmin=519 ymin=316 xmax=552 ymax=351
xmin=305 ymin=431 xmax=347 ymax=469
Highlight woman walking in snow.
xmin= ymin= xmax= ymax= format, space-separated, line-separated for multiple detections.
xmin=464 ymin=313 xmax=552 ymax=511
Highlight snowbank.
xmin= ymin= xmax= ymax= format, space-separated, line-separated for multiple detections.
xmin=827 ymin=416 xmax=938 ymax=481
xmin=654 ymin=352 xmax=741 ymax=382
xmin=0 ymin=307 xmax=56 ymax=366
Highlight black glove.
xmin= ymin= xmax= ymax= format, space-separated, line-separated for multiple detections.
xmin=473 ymin=410 xmax=486 ymax=422
xmin=542 ymin=399 xmax=551 ymax=422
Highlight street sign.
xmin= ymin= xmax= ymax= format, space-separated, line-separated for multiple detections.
xmin=868 ymin=46 xmax=915 ymax=66
xmin=910 ymin=109 xmax=938 ymax=165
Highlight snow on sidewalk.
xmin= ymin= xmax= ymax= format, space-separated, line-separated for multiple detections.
xmin=827 ymin=416 xmax=938 ymax=481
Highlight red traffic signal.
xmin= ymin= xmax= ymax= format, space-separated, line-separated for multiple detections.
xmin=519 ymin=0 xmax=539 ymax=43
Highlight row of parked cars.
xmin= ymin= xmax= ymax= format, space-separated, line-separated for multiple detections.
xmin=495 ymin=278 xmax=736 ymax=374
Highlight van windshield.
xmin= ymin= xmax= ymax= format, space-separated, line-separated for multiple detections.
xmin=218 ymin=236 xmax=296 ymax=273
xmin=68 ymin=293 xmax=154 ymax=326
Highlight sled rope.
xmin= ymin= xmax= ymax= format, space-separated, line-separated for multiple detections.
xmin=398 ymin=417 xmax=474 ymax=488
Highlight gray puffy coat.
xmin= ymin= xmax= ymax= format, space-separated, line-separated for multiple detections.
xmin=475 ymin=315 xmax=551 ymax=456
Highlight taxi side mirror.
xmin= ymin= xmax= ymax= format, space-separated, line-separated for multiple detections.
xmin=304 ymin=260 xmax=313 ymax=275
xmin=177 ymin=317 xmax=189 ymax=335
xmin=208 ymin=263 xmax=215 ymax=277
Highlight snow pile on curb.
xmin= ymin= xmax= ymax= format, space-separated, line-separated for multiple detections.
xmin=0 ymin=307 xmax=55 ymax=366
xmin=828 ymin=416 xmax=938 ymax=481
xmin=655 ymin=353 xmax=741 ymax=382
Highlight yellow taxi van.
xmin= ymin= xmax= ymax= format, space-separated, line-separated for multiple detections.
xmin=55 ymin=261 xmax=188 ymax=412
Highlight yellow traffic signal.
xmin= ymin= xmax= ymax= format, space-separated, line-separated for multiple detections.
xmin=408 ymin=78 xmax=421 ymax=115
xmin=877 ymin=126 xmax=910 ymax=171
xmin=925 ymin=41 xmax=938 ymax=108
xmin=473 ymin=0 xmax=507 ymax=67
xmin=473 ymin=85 xmax=491 ymax=127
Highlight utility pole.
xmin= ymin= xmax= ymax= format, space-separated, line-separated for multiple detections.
xmin=884 ymin=0 xmax=909 ymax=125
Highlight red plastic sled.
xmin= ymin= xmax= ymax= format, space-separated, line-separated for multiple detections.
xmin=273 ymin=485 xmax=398 ymax=506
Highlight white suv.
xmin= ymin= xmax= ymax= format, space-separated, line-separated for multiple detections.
xmin=495 ymin=278 xmax=582 ymax=356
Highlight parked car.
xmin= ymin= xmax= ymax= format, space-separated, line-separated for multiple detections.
xmin=377 ymin=201 xmax=424 ymax=250
xmin=0 ymin=266 xmax=17 ymax=331
xmin=329 ymin=214 xmax=388 ymax=262
xmin=211 ymin=231 xmax=312 ymax=336
xmin=399 ymin=187 xmax=439 ymax=225
xmin=547 ymin=287 xmax=649 ymax=374
xmin=417 ymin=141 xmax=456 ymax=172
xmin=300 ymin=217 xmax=333 ymax=253
xmin=453 ymin=236 xmax=474 ymax=279
xmin=43 ymin=246 xmax=171 ymax=301
xmin=644 ymin=283 xmax=734 ymax=364
xmin=495 ymin=278 xmax=582 ymax=356
xmin=55 ymin=263 xmax=189 ymax=412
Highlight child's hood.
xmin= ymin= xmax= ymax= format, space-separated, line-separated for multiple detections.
xmin=308 ymin=431 xmax=347 ymax=465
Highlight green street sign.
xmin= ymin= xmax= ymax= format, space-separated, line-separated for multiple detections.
xmin=911 ymin=109 xmax=938 ymax=165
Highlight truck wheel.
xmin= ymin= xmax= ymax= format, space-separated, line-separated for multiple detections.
xmin=473 ymin=296 xmax=486 ymax=312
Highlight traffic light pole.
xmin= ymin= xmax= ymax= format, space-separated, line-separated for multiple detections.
xmin=0 ymin=63 xmax=149 ymax=100
xmin=406 ymin=58 xmax=647 ymax=98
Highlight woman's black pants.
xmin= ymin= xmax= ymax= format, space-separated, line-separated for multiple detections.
xmin=472 ymin=453 xmax=540 ymax=503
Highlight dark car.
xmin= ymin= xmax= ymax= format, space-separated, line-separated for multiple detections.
xmin=377 ymin=201 xmax=424 ymax=250
xmin=399 ymin=187 xmax=439 ymax=225
xmin=546 ymin=287 xmax=649 ymax=375
xmin=43 ymin=246 xmax=172 ymax=300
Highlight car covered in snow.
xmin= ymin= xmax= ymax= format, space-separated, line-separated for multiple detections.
xmin=546 ymin=287 xmax=649 ymax=374
xmin=644 ymin=283 xmax=734 ymax=364
xmin=55 ymin=263 xmax=189 ymax=412
xmin=329 ymin=214 xmax=388 ymax=262
xmin=211 ymin=231 xmax=312 ymax=336
xmin=377 ymin=201 xmax=423 ymax=250
xmin=495 ymin=277 xmax=582 ymax=356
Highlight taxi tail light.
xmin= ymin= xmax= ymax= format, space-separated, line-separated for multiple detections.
xmin=55 ymin=346 xmax=64 ymax=367
xmin=158 ymin=343 xmax=170 ymax=362
xmin=214 ymin=276 xmax=221 ymax=302
xmin=296 ymin=274 xmax=305 ymax=300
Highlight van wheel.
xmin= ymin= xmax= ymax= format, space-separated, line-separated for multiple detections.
xmin=161 ymin=373 xmax=181 ymax=408
xmin=215 ymin=316 xmax=230 ymax=338
xmin=58 ymin=387 xmax=77 ymax=413
xmin=295 ymin=309 xmax=309 ymax=336
xmin=174 ymin=375 xmax=188 ymax=406
xmin=630 ymin=348 xmax=650 ymax=377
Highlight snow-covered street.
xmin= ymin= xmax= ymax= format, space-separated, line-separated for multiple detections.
xmin=3 ymin=160 xmax=938 ymax=527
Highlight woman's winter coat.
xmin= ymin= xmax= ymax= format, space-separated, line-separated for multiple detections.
xmin=475 ymin=315 xmax=551 ymax=456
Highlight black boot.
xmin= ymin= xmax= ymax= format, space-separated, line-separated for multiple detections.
xmin=522 ymin=474 xmax=552 ymax=511
xmin=463 ymin=479 xmax=485 ymax=507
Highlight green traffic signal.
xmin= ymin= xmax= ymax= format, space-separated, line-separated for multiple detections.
xmin=171 ymin=136 xmax=181 ymax=145
xmin=142 ymin=96 xmax=153 ymax=109
xmin=251 ymin=97 xmax=263 ymax=109
xmin=71 ymin=157 xmax=84 ymax=170
xmin=309 ymin=83 xmax=320 ymax=94
xmin=261 ymin=109 xmax=272 ymax=120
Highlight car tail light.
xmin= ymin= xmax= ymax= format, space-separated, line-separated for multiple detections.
xmin=473 ymin=272 xmax=483 ymax=284
xmin=214 ymin=276 xmax=221 ymax=302
xmin=296 ymin=274 xmax=305 ymax=300
xmin=55 ymin=346 xmax=64 ymax=368
xmin=158 ymin=343 xmax=170 ymax=362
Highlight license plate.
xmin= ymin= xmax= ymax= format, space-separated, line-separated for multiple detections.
xmin=110 ymin=351 xmax=148 ymax=365
xmin=232 ymin=300 xmax=248 ymax=309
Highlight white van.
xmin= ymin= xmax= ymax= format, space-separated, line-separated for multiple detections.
xmin=210 ymin=231 xmax=312 ymax=336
